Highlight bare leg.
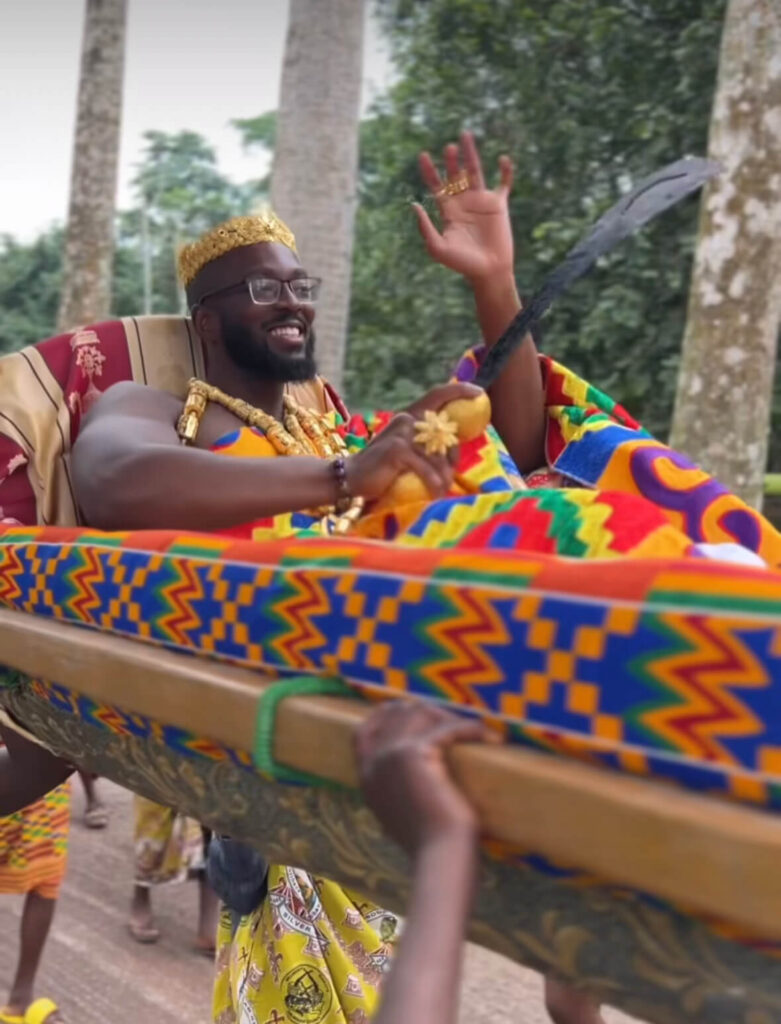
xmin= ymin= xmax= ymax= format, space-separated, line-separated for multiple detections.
xmin=128 ymin=883 xmax=159 ymax=943
xmin=78 ymin=772 xmax=108 ymax=829
xmin=4 ymin=891 xmax=62 ymax=1019
xmin=194 ymin=872 xmax=219 ymax=956
xmin=545 ymin=976 xmax=605 ymax=1024
xmin=194 ymin=828 xmax=218 ymax=956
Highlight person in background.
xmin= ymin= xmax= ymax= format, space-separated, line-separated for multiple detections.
xmin=77 ymin=771 xmax=108 ymax=830
xmin=129 ymin=795 xmax=218 ymax=956
xmin=0 ymin=720 xmax=73 ymax=1024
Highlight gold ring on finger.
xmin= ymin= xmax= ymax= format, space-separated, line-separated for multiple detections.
xmin=436 ymin=173 xmax=470 ymax=198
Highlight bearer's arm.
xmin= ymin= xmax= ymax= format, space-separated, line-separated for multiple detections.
xmin=356 ymin=702 xmax=496 ymax=1024
xmin=373 ymin=825 xmax=477 ymax=1024
xmin=0 ymin=722 xmax=73 ymax=816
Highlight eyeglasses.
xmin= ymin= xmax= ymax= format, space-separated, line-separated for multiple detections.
xmin=197 ymin=276 xmax=322 ymax=306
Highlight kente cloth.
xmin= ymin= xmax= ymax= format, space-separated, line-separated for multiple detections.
xmin=214 ymin=421 xmax=695 ymax=560
xmin=455 ymin=344 xmax=781 ymax=568
xmin=213 ymin=411 xmax=532 ymax=543
xmin=212 ymin=866 xmax=396 ymax=1024
xmin=0 ymin=781 xmax=70 ymax=898
xmin=212 ymin=350 xmax=779 ymax=568
xmin=6 ymin=529 xmax=781 ymax=810
xmin=133 ymin=795 xmax=206 ymax=887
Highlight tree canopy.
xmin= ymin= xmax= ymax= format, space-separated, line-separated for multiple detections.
xmin=6 ymin=0 xmax=778 ymax=462
xmin=345 ymin=0 xmax=728 ymax=437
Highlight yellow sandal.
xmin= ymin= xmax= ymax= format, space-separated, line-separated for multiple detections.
xmin=25 ymin=1000 xmax=61 ymax=1024
xmin=0 ymin=999 xmax=62 ymax=1024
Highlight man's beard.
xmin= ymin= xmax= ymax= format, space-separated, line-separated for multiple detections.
xmin=221 ymin=316 xmax=317 ymax=382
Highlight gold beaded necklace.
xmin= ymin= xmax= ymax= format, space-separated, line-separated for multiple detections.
xmin=177 ymin=378 xmax=363 ymax=531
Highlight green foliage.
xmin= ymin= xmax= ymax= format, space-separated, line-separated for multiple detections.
xmin=125 ymin=130 xmax=262 ymax=314
xmin=0 ymin=129 xmax=261 ymax=346
xmin=0 ymin=229 xmax=63 ymax=352
xmin=3 ymin=3 xmax=775 ymax=466
xmin=232 ymin=111 xmax=278 ymax=155
xmin=346 ymin=0 xmax=727 ymax=439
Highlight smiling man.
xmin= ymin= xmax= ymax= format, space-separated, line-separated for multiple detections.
xmin=183 ymin=213 xmax=319 ymax=385
xmin=72 ymin=209 xmax=487 ymax=538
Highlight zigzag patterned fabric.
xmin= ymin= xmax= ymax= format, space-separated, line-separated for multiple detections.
xmin=1 ymin=524 xmax=780 ymax=810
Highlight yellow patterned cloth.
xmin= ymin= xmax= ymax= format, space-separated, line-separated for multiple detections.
xmin=0 ymin=781 xmax=70 ymax=898
xmin=133 ymin=795 xmax=206 ymax=886
xmin=213 ymin=865 xmax=397 ymax=1024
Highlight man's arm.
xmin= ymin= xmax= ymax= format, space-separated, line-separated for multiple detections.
xmin=0 ymin=722 xmax=73 ymax=816
xmin=470 ymin=274 xmax=545 ymax=473
xmin=72 ymin=383 xmax=341 ymax=531
xmin=72 ymin=382 xmax=467 ymax=531
xmin=414 ymin=133 xmax=546 ymax=474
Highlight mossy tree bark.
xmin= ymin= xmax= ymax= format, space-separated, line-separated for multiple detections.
xmin=669 ymin=0 xmax=781 ymax=508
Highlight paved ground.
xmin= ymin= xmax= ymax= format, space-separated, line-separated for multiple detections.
xmin=0 ymin=782 xmax=641 ymax=1023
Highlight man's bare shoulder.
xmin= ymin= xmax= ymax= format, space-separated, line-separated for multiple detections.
xmin=85 ymin=381 xmax=182 ymax=423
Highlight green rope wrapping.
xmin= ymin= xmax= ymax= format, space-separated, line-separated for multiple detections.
xmin=253 ymin=675 xmax=360 ymax=787
xmin=0 ymin=668 xmax=27 ymax=692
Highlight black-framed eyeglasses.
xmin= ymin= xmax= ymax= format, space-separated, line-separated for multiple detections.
xmin=197 ymin=275 xmax=322 ymax=306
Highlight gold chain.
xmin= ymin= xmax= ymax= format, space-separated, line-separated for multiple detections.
xmin=176 ymin=378 xmax=362 ymax=531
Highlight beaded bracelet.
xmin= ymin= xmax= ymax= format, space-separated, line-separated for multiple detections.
xmin=331 ymin=456 xmax=352 ymax=515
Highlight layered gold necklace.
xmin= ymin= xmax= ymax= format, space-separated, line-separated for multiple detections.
xmin=177 ymin=378 xmax=363 ymax=530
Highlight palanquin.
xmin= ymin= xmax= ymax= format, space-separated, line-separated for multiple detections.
xmin=0 ymin=315 xmax=780 ymax=1024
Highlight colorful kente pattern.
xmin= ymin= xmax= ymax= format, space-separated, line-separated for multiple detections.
xmin=0 ymin=776 xmax=70 ymax=898
xmin=1 ymin=526 xmax=781 ymax=810
xmin=214 ymin=413 xmax=529 ymax=543
xmin=455 ymin=347 xmax=781 ymax=568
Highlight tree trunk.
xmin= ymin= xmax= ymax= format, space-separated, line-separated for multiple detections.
xmin=271 ymin=0 xmax=364 ymax=390
xmin=669 ymin=0 xmax=781 ymax=509
xmin=57 ymin=0 xmax=127 ymax=333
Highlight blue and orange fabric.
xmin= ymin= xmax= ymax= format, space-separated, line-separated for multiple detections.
xmin=1 ymin=524 xmax=780 ymax=811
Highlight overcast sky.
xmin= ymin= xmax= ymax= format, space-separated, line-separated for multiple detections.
xmin=0 ymin=0 xmax=392 ymax=240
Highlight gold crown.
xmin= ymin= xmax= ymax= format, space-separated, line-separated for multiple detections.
xmin=177 ymin=211 xmax=297 ymax=287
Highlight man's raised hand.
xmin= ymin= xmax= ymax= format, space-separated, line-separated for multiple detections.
xmin=413 ymin=130 xmax=515 ymax=283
